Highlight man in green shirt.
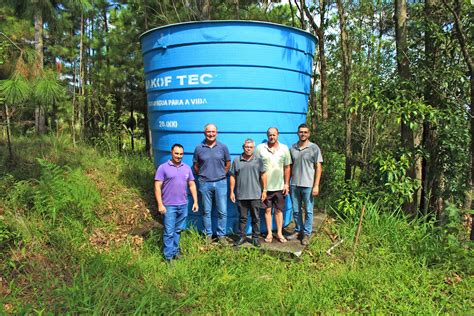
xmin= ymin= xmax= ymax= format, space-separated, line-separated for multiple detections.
xmin=256 ymin=127 xmax=292 ymax=243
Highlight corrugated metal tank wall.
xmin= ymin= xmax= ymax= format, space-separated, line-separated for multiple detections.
xmin=141 ymin=21 xmax=317 ymax=234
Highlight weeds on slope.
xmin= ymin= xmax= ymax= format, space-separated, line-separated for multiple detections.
xmin=0 ymin=136 xmax=472 ymax=314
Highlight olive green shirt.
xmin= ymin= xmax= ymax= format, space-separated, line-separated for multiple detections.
xmin=256 ymin=142 xmax=291 ymax=191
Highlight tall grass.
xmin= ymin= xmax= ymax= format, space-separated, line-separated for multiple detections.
xmin=0 ymin=136 xmax=472 ymax=314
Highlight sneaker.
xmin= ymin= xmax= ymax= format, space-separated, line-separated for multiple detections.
xmin=218 ymin=236 xmax=229 ymax=246
xmin=173 ymin=253 xmax=182 ymax=260
xmin=287 ymin=231 xmax=300 ymax=241
xmin=234 ymin=236 xmax=246 ymax=246
xmin=301 ymin=235 xmax=310 ymax=246
xmin=205 ymin=235 xmax=213 ymax=245
xmin=252 ymin=237 xmax=261 ymax=248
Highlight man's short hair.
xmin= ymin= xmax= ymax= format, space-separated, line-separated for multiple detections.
xmin=204 ymin=123 xmax=217 ymax=131
xmin=298 ymin=123 xmax=309 ymax=130
xmin=244 ymin=138 xmax=255 ymax=145
xmin=243 ymin=138 xmax=255 ymax=148
xmin=267 ymin=127 xmax=279 ymax=134
xmin=171 ymin=143 xmax=184 ymax=151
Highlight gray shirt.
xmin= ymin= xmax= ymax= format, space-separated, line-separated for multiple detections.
xmin=230 ymin=154 xmax=265 ymax=200
xmin=290 ymin=142 xmax=323 ymax=188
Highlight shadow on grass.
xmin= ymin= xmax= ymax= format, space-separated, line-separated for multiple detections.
xmin=117 ymin=154 xmax=160 ymax=223
xmin=0 ymin=136 xmax=95 ymax=181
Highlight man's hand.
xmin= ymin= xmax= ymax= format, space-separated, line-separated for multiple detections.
xmin=282 ymin=184 xmax=290 ymax=196
xmin=312 ymin=185 xmax=320 ymax=196
xmin=230 ymin=191 xmax=236 ymax=203
xmin=192 ymin=202 xmax=199 ymax=212
xmin=158 ymin=204 xmax=166 ymax=215
xmin=261 ymin=191 xmax=267 ymax=202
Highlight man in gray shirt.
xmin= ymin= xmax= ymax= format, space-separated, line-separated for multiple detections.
xmin=290 ymin=123 xmax=323 ymax=245
xmin=230 ymin=139 xmax=267 ymax=247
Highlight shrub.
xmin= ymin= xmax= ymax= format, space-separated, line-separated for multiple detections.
xmin=32 ymin=159 xmax=101 ymax=225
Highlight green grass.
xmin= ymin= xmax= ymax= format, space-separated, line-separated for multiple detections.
xmin=0 ymin=135 xmax=473 ymax=314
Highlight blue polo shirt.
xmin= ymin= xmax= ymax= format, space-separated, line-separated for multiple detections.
xmin=193 ymin=141 xmax=231 ymax=182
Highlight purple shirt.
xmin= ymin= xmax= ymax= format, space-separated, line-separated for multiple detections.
xmin=155 ymin=161 xmax=195 ymax=206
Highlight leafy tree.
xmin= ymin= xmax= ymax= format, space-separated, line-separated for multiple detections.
xmin=6 ymin=0 xmax=61 ymax=134
xmin=0 ymin=74 xmax=31 ymax=160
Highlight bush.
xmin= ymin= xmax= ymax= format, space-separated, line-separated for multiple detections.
xmin=32 ymin=159 xmax=101 ymax=225
xmin=0 ymin=219 xmax=19 ymax=250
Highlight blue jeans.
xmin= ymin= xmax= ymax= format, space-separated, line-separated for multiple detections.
xmin=290 ymin=186 xmax=314 ymax=236
xmin=199 ymin=178 xmax=227 ymax=237
xmin=163 ymin=204 xmax=187 ymax=260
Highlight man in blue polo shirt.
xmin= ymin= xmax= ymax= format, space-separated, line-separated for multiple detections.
xmin=155 ymin=144 xmax=198 ymax=261
xmin=193 ymin=123 xmax=231 ymax=245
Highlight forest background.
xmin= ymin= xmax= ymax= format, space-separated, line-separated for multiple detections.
xmin=0 ymin=0 xmax=473 ymax=313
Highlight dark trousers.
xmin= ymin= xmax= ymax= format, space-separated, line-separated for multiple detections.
xmin=237 ymin=199 xmax=261 ymax=238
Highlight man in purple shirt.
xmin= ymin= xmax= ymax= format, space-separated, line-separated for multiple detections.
xmin=155 ymin=144 xmax=198 ymax=261
xmin=193 ymin=123 xmax=231 ymax=245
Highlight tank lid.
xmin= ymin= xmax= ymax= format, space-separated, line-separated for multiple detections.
xmin=139 ymin=20 xmax=317 ymax=42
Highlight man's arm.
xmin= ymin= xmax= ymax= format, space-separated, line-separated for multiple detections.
xmin=188 ymin=180 xmax=199 ymax=212
xmin=193 ymin=148 xmax=200 ymax=174
xmin=283 ymin=164 xmax=291 ymax=195
xmin=223 ymin=145 xmax=231 ymax=174
xmin=154 ymin=181 xmax=166 ymax=214
xmin=312 ymin=162 xmax=322 ymax=196
xmin=229 ymin=174 xmax=236 ymax=203
xmin=260 ymin=172 xmax=267 ymax=202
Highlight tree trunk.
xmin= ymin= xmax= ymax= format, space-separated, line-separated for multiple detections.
xmin=199 ymin=0 xmax=211 ymax=20
xmin=85 ymin=12 xmax=94 ymax=137
xmin=79 ymin=12 xmax=86 ymax=138
xmin=376 ymin=0 xmax=384 ymax=75
xmin=422 ymin=0 xmax=443 ymax=217
xmin=143 ymin=3 xmax=152 ymax=157
xmin=395 ymin=0 xmax=421 ymax=214
xmin=299 ymin=0 xmax=306 ymax=29
xmin=34 ymin=13 xmax=46 ymax=135
xmin=130 ymin=105 xmax=135 ymax=152
xmin=103 ymin=5 xmax=111 ymax=105
xmin=4 ymin=103 xmax=13 ymax=161
xmin=441 ymin=0 xmax=474 ymax=239
xmin=51 ymin=100 xmax=58 ymax=133
xmin=302 ymin=1 xmax=329 ymax=121
xmin=309 ymin=61 xmax=317 ymax=128
xmin=319 ymin=0 xmax=328 ymax=120
xmin=72 ymin=59 xmax=77 ymax=147
xmin=289 ymin=1 xmax=296 ymax=27
xmin=143 ymin=96 xmax=152 ymax=157
xmin=143 ymin=0 xmax=148 ymax=28
xmin=471 ymin=76 xmax=474 ymax=240
xmin=235 ymin=0 xmax=240 ymax=20
xmin=336 ymin=0 xmax=353 ymax=181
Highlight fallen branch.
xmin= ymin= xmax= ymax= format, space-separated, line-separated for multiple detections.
xmin=351 ymin=205 xmax=366 ymax=264
xmin=326 ymin=238 xmax=344 ymax=256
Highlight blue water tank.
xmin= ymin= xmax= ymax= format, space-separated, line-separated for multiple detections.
xmin=140 ymin=21 xmax=317 ymax=234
